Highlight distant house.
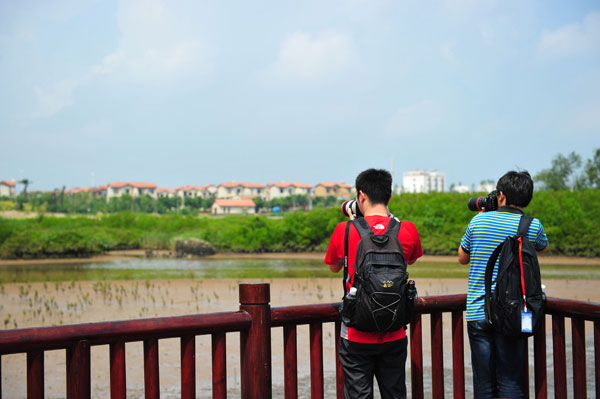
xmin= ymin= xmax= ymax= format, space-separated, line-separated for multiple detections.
xmin=216 ymin=182 xmax=265 ymax=199
xmin=157 ymin=188 xmax=176 ymax=198
xmin=211 ymin=199 xmax=256 ymax=215
xmin=313 ymin=182 xmax=354 ymax=198
xmin=107 ymin=182 xmax=158 ymax=200
xmin=65 ymin=187 xmax=93 ymax=195
xmin=94 ymin=185 xmax=107 ymax=198
xmin=264 ymin=182 xmax=312 ymax=201
xmin=0 ymin=180 xmax=16 ymax=198
xmin=200 ymin=184 xmax=217 ymax=199
xmin=175 ymin=185 xmax=204 ymax=199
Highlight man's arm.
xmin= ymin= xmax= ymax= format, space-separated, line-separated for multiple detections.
xmin=458 ymin=245 xmax=470 ymax=265
xmin=538 ymin=244 xmax=549 ymax=254
xmin=329 ymin=259 xmax=343 ymax=273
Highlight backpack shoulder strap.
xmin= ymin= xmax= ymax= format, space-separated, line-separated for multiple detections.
xmin=384 ymin=217 xmax=401 ymax=237
xmin=352 ymin=217 xmax=374 ymax=238
xmin=343 ymin=221 xmax=351 ymax=293
xmin=484 ymin=241 xmax=504 ymax=314
xmin=517 ymin=215 xmax=533 ymax=238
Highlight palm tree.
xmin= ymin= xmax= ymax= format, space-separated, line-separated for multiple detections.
xmin=18 ymin=179 xmax=32 ymax=200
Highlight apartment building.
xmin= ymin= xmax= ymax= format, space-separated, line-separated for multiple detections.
xmin=402 ymin=170 xmax=446 ymax=193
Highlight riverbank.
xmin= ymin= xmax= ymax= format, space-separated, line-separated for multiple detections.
xmin=1 ymin=250 xmax=599 ymax=266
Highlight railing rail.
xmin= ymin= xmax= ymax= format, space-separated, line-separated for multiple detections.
xmin=0 ymin=284 xmax=599 ymax=399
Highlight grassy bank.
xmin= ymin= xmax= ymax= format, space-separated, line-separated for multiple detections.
xmin=0 ymin=190 xmax=599 ymax=259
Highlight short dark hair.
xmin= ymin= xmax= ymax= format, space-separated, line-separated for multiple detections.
xmin=355 ymin=168 xmax=392 ymax=205
xmin=496 ymin=170 xmax=534 ymax=208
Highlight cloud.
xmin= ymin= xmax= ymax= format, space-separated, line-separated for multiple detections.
xmin=441 ymin=40 xmax=459 ymax=64
xmin=272 ymin=31 xmax=354 ymax=80
xmin=537 ymin=11 xmax=600 ymax=58
xmin=31 ymin=77 xmax=84 ymax=118
xmin=384 ymin=100 xmax=443 ymax=137
xmin=91 ymin=0 xmax=210 ymax=80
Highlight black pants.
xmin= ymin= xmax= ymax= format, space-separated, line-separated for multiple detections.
xmin=338 ymin=338 xmax=407 ymax=399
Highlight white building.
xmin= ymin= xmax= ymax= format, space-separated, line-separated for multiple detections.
xmin=211 ymin=199 xmax=256 ymax=215
xmin=157 ymin=188 xmax=176 ymax=198
xmin=264 ymin=182 xmax=312 ymax=201
xmin=476 ymin=183 xmax=496 ymax=193
xmin=106 ymin=182 xmax=158 ymax=200
xmin=451 ymin=184 xmax=471 ymax=194
xmin=0 ymin=180 xmax=16 ymax=198
xmin=216 ymin=182 xmax=265 ymax=199
xmin=402 ymin=170 xmax=446 ymax=193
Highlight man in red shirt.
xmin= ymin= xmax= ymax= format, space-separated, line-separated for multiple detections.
xmin=325 ymin=168 xmax=422 ymax=399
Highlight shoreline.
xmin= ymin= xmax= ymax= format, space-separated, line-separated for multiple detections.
xmin=0 ymin=250 xmax=599 ymax=266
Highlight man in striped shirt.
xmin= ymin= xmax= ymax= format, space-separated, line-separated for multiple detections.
xmin=458 ymin=171 xmax=548 ymax=399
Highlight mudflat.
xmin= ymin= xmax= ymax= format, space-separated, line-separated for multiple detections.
xmin=1 ymin=275 xmax=599 ymax=398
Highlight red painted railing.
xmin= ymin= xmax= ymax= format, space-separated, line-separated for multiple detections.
xmin=0 ymin=282 xmax=599 ymax=398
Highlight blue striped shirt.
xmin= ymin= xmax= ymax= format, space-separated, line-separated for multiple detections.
xmin=460 ymin=207 xmax=548 ymax=321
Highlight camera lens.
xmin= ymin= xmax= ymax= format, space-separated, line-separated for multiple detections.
xmin=467 ymin=197 xmax=486 ymax=212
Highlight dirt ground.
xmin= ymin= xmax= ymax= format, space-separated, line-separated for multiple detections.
xmin=1 ymin=274 xmax=599 ymax=398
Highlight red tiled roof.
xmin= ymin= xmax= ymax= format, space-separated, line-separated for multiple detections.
xmin=213 ymin=199 xmax=256 ymax=208
xmin=175 ymin=185 xmax=203 ymax=192
xmin=220 ymin=182 xmax=265 ymax=189
xmin=66 ymin=187 xmax=93 ymax=194
xmin=108 ymin=182 xmax=157 ymax=189
xmin=94 ymin=185 xmax=107 ymax=192
xmin=316 ymin=182 xmax=352 ymax=188
xmin=157 ymin=188 xmax=175 ymax=193
xmin=268 ymin=182 xmax=312 ymax=189
xmin=0 ymin=180 xmax=15 ymax=187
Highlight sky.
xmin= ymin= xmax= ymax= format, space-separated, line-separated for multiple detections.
xmin=1 ymin=0 xmax=599 ymax=191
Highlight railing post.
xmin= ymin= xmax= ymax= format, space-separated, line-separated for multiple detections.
xmin=239 ymin=283 xmax=272 ymax=399
xmin=533 ymin=316 xmax=547 ymax=399
xmin=181 ymin=335 xmax=196 ymax=399
xmin=27 ymin=349 xmax=44 ymax=399
xmin=410 ymin=313 xmax=424 ymax=399
xmin=110 ymin=341 xmax=126 ymax=399
xmin=552 ymin=315 xmax=567 ymax=399
xmin=451 ymin=311 xmax=465 ymax=399
xmin=66 ymin=340 xmax=91 ymax=399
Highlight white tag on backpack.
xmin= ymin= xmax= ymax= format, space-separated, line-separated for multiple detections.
xmin=521 ymin=311 xmax=533 ymax=333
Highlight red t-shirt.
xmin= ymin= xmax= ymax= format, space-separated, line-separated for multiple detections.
xmin=324 ymin=215 xmax=423 ymax=343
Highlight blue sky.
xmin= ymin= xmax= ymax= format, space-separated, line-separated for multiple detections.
xmin=1 ymin=0 xmax=599 ymax=191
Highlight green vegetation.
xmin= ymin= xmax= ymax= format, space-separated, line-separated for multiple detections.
xmin=1 ymin=190 xmax=599 ymax=259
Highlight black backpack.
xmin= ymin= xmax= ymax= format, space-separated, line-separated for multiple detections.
xmin=340 ymin=217 xmax=415 ymax=332
xmin=484 ymin=215 xmax=545 ymax=338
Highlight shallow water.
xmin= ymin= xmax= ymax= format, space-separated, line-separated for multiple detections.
xmin=1 ymin=258 xmax=599 ymax=283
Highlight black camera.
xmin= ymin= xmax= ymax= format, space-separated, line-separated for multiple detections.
xmin=468 ymin=190 xmax=499 ymax=212
xmin=341 ymin=199 xmax=363 ymax=218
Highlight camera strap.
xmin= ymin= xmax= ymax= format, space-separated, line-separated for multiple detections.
xmin=343 ymin=221 xmax=351 ymax=293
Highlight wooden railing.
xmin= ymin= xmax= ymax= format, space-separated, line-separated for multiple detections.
xmin=0 ymin=282 xmax=599 ymax=398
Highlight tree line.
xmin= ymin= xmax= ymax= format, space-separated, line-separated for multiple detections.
xmin=1 ymin=189 xmax=598 ymax=259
